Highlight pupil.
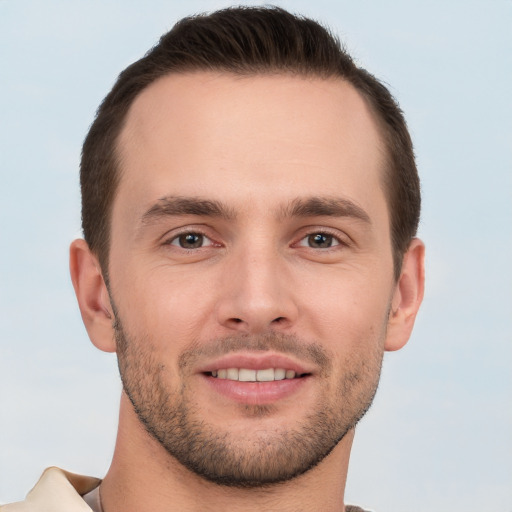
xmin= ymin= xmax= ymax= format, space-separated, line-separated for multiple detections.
xmin=180 ymin=233 xmax=203 ymax=248
xmin=309 ymin=233 xmax=332 ymax=248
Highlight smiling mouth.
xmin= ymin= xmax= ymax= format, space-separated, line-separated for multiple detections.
xmin=207 ymin=368 xmax=309 ymax=382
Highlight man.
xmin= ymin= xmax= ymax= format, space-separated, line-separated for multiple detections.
xmin=2 ymin=6 xmax=424 ymax=512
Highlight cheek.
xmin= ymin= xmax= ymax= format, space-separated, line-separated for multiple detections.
xmin=112 ymin=263 xmax=218 ymax=349
xmin=301 ymin=269 xmax=391 ymax=353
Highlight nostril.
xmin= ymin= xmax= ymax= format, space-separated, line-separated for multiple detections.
xmin=272 ymin=317 xmax=285 ymax=323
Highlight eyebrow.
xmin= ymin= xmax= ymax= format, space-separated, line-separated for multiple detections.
xmin=280 ymin=196 xmax=371 ymax=224
xmin=141 ymin=196 xmax=236 ymax=224
xmin=140 ymin=195 xmax=370 ymax=225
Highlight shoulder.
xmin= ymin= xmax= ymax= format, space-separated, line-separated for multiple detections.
xmin=1 ymin=467 xmax=101 ymax=512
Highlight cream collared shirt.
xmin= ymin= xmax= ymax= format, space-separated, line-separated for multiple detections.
xmin=0 ymin=467 xmax=101 ymax=512
xmin=1 ymin=468 xmax=371 ymax=512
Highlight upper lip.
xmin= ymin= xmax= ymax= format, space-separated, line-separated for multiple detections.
xmin=196 ymin=352 xmax=316 ymax=375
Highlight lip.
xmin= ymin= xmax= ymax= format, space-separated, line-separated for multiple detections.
xmin=202 ymin=374 xmax=310 ymax=405
xmin=196 ymin=352 xmax=315 ymax=405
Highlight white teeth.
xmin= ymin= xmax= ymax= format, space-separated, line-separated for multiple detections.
xmin=211 ymin=368 xmax=301 ymax=382
xmin=274 ymin=368 xmax=286 ymax=380
xmin=256 ymin=368 xmax=274 ymax=382
xmin=239 ymin=369 xmax=256 ymax=382
xmin=227 ymin=368 xmax=239 ymax=380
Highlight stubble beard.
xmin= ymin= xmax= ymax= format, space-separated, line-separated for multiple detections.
xmin=114 ymin=315 xmax=385 ymax=488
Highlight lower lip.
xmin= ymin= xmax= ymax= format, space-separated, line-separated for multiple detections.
xmin=202 ymin=374 xmax=310 ymax=405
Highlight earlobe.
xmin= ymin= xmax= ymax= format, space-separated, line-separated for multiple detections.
xmin=69 ymin=239 xmax=116 ymax=353
xmin=384 ymin=238 xmax=425 ymax=352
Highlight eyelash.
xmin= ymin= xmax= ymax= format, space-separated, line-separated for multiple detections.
xmin=164 ymin=230 xmax=217 ymax=250
xmin=163 ymin=228 xmax=348 ymax=251
xmin=295 ymin=229 xmax=348 ymax=250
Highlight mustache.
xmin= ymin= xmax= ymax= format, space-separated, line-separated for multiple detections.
xmin=178 ymin=332 xmax=332 ymax=373
xmin=111 ymin=304 xmax=332 ymax=374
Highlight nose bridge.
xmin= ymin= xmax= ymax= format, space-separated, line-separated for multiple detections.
xmin=216 ymin=235 xmax=297 ymax=332
xmin=241 ymin=243 xmax=282 ymax=305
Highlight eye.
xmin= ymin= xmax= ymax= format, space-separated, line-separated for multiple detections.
xmin=169 ymin=232 xmax=214 ymax=249
xmin=298 ymin=232 xmax=340 ymax=249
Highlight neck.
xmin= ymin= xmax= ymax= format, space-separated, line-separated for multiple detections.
xmin=100 ymin=394 xmax=354 ymax=512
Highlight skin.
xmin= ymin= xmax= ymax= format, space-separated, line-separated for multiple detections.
xmin=70 ymin=72 xmax=425 ymax=512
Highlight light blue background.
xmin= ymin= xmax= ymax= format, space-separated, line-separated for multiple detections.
xmin=1 ymin=1 xmax=511 ymax=511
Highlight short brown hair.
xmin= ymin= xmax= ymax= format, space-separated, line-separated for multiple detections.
xmin=81 ymin=6 xmax=420 ymax=280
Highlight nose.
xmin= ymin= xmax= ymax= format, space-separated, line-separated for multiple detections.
xmin=215 ymin=246 xmax=299 ymax=334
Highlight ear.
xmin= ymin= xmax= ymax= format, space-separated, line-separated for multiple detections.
xmin=69 ymin=239 xmax=116 ymax=353
xmin=384 ymin=238 xmax=425 ymax=352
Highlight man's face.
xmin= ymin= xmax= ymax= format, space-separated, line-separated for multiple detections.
xmin=108 ymin=72 xmax=396 ymax=486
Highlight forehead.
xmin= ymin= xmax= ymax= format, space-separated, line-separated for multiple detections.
xmin=115 ymin=72 xmax=387 ymax=224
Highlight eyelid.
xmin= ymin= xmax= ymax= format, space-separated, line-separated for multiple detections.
xmin=161 ymin=225 xmax=221 ymax=248
xmin=296 ymin=234 xmax=340 ymax=248
xmin=169 ymin=233 xmax=214 ymax=248
xmin=293 ymin=227 xmax=351 ymax=248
